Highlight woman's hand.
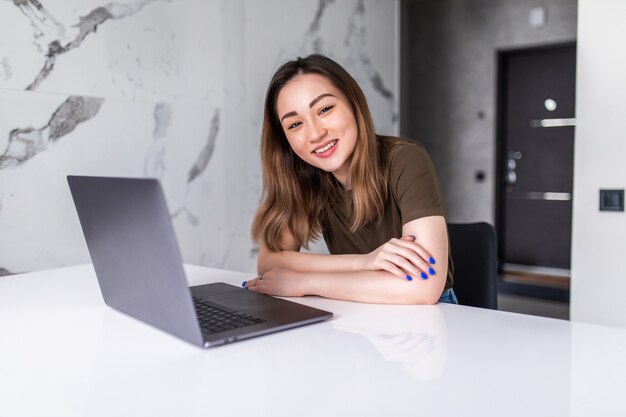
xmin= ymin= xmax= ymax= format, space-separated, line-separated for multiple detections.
xmin=361 ymin=236 xmax=436 ymax=281
xmin=244 ymin=268 xmax=309 ymax=297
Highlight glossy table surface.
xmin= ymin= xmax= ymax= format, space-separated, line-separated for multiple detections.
xmin=1 ymin=264 xmax=625 ymax=417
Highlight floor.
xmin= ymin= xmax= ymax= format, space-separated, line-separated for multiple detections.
xmin=497 ymin=292 xmax=569 ymax=320
xmin=496 ymin=271 xmax=570 ymax=320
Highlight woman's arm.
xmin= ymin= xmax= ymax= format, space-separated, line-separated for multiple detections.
xmin=257 ymin=233 xmax=364 ymax=274
xmin=258 ymin=226 xmax=435 ymax=279
xmin=248 ymin=216 xmax=449 ymax=304
xmin=248 ymin=269 xmax=442 ymax=304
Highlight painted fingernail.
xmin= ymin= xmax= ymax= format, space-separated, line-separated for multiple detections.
xmin=409 ymin=235 xmax=416 ymax=240
xmin=420 ymin=272 xmax=428 ymax=280
xmin=429 ymin=257 xmax=436 ymax=265
xmin=406 ymin=275 xmax=413 ymax=281
xmin=241 ymin=281 xmax=247 ymax=288
xmin=428 ymin=268 xmax=436 ymax=276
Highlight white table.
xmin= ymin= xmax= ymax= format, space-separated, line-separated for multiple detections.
xmin=1 ymin=264 xmax=625 ymax=417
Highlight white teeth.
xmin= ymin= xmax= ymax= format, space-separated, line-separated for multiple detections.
xmin=314 ymin=140 xmax=337 ymax=154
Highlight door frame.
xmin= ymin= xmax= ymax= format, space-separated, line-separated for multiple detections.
xmin=494 ymin=41 xmax=576 ymax=300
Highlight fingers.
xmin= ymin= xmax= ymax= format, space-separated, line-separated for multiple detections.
xmin=385 ymin=254 xmax=422 ymax=279
xmin=245 ymin=271 xmax=280 ymax=295
xmin=377 ymin=238 xmax=437 ymax=279
xmin=387 ymin=239 xmax=433 ymax=274
xmin=243 ymin=271 xmax=302 ymax=297
xmin=380 ymin=260 xmax=411 ymax=281
xmin=246 ymin=281 xmax=268 ymax=295
xmin=243 ymin=277 xmax=263 ymax=292
xmin=402 ymin=240 xmax=436 ymax=267
xmin=396 ymin=238 xmax=435 ymax=265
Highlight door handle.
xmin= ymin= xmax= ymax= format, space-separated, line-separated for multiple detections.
xmin=505 ymin=151 xmax=523 ymax=186
xmin=505 ymin=168 xmax=517 ymax=185
xmin=508 ymin=192 xmax=573 ymax=201
xmin=529 ymin=118 xmax=576 ymax=128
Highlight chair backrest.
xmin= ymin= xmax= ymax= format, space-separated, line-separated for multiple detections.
xmin=448 ymin=222 xmax=498 ymax=309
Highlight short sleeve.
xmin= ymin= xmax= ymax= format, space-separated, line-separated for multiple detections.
xmin=389 ymin=142 xmax=445 ymax=225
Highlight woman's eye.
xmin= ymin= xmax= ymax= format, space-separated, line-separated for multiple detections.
xmin=288 ymin=121 xmax=302 ymax=129
xmin=319 ymin=105 xmax=333 ymax=115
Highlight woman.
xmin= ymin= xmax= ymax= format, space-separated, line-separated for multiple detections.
xmin=246 ymin=54 xmax=456 ymax=305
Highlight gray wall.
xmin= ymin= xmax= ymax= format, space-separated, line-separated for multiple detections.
xmin=401 ymin=0 xmax=577 ymax=222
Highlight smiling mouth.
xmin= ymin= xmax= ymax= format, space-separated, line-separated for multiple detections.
xmin=313 ymin=139 xmax=338 ymax=154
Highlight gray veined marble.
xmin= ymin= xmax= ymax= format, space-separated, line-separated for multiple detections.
xmin=0 ymin=96 xmax=104 ymax=169
xmin=13 ymin=0 xmax=67 ymax=53
xmin=1 ymin=0 xmax=396 ymax=275
xmin=170 ymin=108 xmax=219 ymax=227
xmin=172 ymin=207 xmax=199 ymax=227
xmin=302 ymin=0 xmax=334 ymax=53
xmin=344 ymin=0 xmax=397 ymax=122
xmin=144 ymin=102 xmax=171 ymax=178
xmin=360 ymin=56 xmax=393 ymax=100
xmin=15 ymin=0 xmax=165 ymax=91
xmin=344 ymin=0 xmax=366 ymax=47
xmin=0 ymin=58 xmax=12 ymax=81
xmin=308 ymin=0 xmax=335 ymax=36
xmin=187 ymin=109 xmax=219 ymax=184
xmin=299 ymin=0 xmax=396 ymax=122
xmin=0 ymin=268 xmax=15 ymax=277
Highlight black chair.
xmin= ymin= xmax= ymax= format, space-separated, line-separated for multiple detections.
xmin=447 ymin=222 xmax=498 ymax=309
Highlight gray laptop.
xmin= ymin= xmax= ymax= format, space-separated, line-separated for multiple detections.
xmin=67 ymin=175 xmax=332 ymax=348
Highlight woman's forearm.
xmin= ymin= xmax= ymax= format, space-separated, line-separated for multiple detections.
xmin=247 ymin=267 xmax=446 ymax=305
xmin=304 ymin=270 xmax=445 ymax=305
xmin=258 ymin=247 xmax=364 ymax=274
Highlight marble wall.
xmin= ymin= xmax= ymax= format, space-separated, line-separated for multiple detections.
xmin=0 ymin=0 xmax=399 ymax=275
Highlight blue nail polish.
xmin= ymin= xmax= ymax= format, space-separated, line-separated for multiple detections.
xmin=428 ymin=268 xmax=436 ymax=275
xmin=429 ymin=257 xmax=436 ymax=265
xmin=406 ymin=275 xmax=413 ymax=281
xmin=420 ymin=272 xmax=428 ymax=280
xmin=241 ymin=281 xmax=247 ymax=288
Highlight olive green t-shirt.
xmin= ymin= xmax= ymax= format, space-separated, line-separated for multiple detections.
xmin=321 ymin=137 xmax=454 ymax=290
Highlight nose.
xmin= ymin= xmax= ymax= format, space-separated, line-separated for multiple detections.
xmin=307 ymin=119 xmax=327 ymax=143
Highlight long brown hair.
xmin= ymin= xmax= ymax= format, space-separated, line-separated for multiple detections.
xmin=252 ymin=54 xmax=389 ymax=251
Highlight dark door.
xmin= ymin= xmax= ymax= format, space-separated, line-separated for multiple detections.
xmin=497 ymin=44 xmax=576 ymax=271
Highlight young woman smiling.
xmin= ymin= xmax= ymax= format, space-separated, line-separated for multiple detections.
xmin=247 ymin=54 xmax=457 ymax=305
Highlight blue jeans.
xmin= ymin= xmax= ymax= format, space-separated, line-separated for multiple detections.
xmin=438 ymin=288 xmax=458 ymax=304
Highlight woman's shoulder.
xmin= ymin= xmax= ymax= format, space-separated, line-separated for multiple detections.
xmin=379 ymin=135 xmax=431 ymax=167
xmin=379 ymin=136 xmax=442 ymax=208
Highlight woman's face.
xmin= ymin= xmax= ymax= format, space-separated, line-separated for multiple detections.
xmin=276 ymin=72 xmax=358 ymax=187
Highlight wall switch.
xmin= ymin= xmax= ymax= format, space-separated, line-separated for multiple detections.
xmin=599 ymin=189 xmax=624 ymax=212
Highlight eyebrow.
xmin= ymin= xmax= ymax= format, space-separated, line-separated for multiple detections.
xmin=280 ymin=93 xmax=336 ymax=122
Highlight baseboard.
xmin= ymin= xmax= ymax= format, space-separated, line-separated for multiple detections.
xmin=497 ymin=280 xmax=570 ymax=303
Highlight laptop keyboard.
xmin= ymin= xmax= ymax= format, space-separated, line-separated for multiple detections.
xmin=193 ymin=296 xmax=266 ymax=334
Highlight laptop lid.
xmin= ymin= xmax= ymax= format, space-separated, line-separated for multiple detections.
xmin=68 ymin=175 xmax=205 ymax=346
xmin=67 ymin=175 xmax=332 ymax=348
